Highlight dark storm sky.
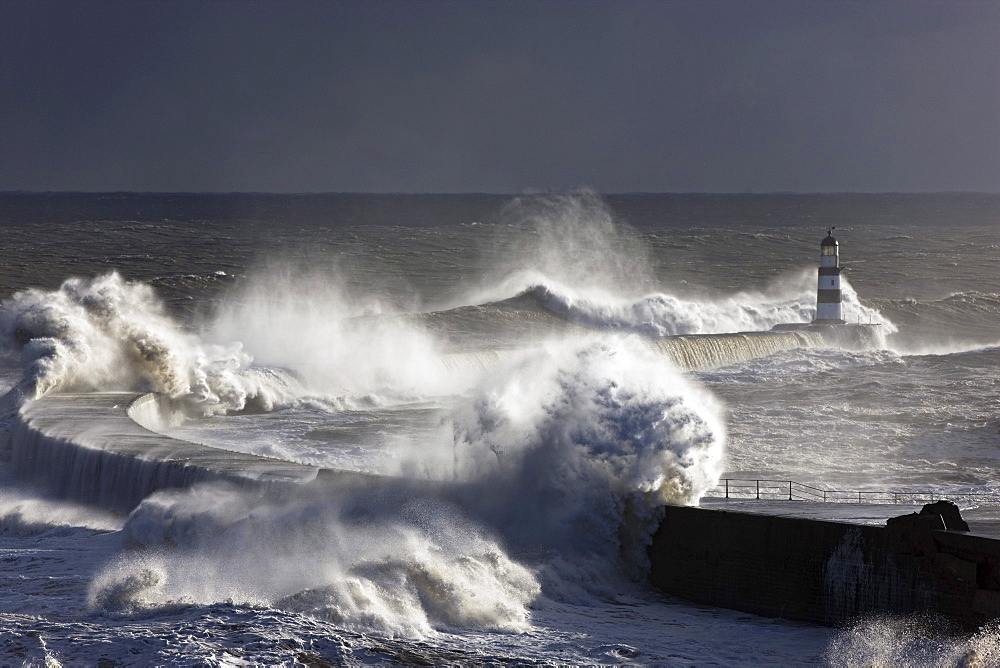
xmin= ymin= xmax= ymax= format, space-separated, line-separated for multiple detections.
xmin=2 ymin=0 xmax=998 ymax=193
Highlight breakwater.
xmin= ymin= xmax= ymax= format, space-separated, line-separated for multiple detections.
xmin=442 ymin=328 xmax=841 ymax=375
xmin=2 ymin=392 xmax=320 ymax=511
xmin=648 ymin=502 xmax=1000 ymax=628
xmin=0 ymin=328 xmax=864 ymax=512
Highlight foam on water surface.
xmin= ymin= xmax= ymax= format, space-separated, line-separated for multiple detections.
xmin=1 ymin=192 xmax=999 ymax=663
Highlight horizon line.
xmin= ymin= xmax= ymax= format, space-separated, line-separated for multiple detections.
xmin=3 ymin=189 xmax=999 ymax=197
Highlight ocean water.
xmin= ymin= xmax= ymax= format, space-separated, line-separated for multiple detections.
xmin=0 ymin=191 xmax=998 ymax=665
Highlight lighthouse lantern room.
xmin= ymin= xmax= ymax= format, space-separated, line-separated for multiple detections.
xmin=814 ymin=228 xmax=845 ymax=324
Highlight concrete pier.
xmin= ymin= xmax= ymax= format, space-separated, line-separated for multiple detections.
xmin=3 ymin=392 xmax=322 ymax=511
xmin=648 ymin=501 xmax=1000 ymax=628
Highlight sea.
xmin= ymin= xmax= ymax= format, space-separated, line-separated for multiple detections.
xmin=0 ymin=191 xmax=998 ymax=665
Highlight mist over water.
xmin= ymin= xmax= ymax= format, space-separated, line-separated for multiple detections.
xmin=0 ymin=191 xmax=998 ymax=663
xmin=89 ymin=337 xmax=724 ymax=637
xmin=73 ymin=197 xmax=728 ymax=641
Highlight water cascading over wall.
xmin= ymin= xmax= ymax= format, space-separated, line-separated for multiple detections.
xmin=439 ymin=330 xmax=828 ymax=376
xmin=647 ymin=331 xmax=826 ymax=371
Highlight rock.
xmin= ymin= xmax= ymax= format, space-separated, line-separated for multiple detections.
xmin=919 ymin=500 xmax=970 ymax=532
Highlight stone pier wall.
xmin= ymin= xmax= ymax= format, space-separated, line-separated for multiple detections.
xmin=648 ymin=503 xmax=1000 ymax=628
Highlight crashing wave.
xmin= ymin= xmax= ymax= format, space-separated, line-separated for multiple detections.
xmin=0 ymin=272 xmax=298 ymax=414
xmin=494 ymin=274 xmax=893 ymax=338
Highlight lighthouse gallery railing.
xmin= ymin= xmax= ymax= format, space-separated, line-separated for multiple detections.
xmin=705 ymin=478 xmax=1000 ymax=505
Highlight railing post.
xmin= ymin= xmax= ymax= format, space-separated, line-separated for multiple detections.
xmin=725 ymin=479 xmax=729 ymax=499
xmin=858 ymin=490 xmax=862 ymax=503
xmin=756 ymin=479 xmax=760 ymax=500
xmin=788 ymin=481 xmax=793 ymax=501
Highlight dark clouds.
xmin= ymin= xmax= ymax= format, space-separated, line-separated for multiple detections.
xmin=2 ymin=0 xmax=997 ymax=193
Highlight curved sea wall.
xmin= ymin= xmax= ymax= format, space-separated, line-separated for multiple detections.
xmin=2 ymin=392 xmax=320 ymax=511
xmin=0 ymin=328 xmax=845 ymax=512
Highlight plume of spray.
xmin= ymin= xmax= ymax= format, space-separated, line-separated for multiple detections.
xmin=465 ymin=192 xmax=894 ymax=341
xmin=823 ymin=615 xmax=1000 ymax=667
xmin=0 ymin=273 xmax=294 ymax=414
xmin=467 ymin=191 xmax=657 ymax=306
xmin=90 ymin=481 xmax=540 ymax=637
xmin=206 ymin=267 xmax=462 ymax=407
xmin=394 ymin=335 xmax=726 ymax=597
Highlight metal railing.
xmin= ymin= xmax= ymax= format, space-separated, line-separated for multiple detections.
xmin=704 ymin=478 xmax=1000 ymax=505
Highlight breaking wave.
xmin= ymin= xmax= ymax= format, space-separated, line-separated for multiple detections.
xmin=494 ymin=272 xmax=894 ymax=337
xmin=0 ymin=273 xmax=295 ymax=414
xmin=90 ymin=483 xmax=540 ymax=636
xmin=442 ymin=338 xmax=725 ymax=590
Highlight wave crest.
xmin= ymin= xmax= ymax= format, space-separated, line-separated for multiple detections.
xmin=92 ymin=483 xmax=540 ymax=636
xmin=502 ymin=272 xmax=893 ymax=337
xmin=0 ymin=272 xmax=293 ymax=414
xmin=435 ymin=338 xmax=726 ymax=586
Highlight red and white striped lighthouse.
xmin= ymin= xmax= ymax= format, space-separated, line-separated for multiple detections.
xmin=814 ymin=228 xmax=845 ymax=324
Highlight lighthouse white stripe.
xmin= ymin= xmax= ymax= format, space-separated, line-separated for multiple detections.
xmin=816 ymin=302 xmax=843 ymax=320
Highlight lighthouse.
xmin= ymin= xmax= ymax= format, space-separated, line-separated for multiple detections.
xmin=814 ymin=228 xmax=845 ymax=324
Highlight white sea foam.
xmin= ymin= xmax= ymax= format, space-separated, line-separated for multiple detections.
xmin=0 ymin=273 xmax=296 ymax=415
xmin=397 ymin=336 xmax=725 ymax=592
xmin=91 ymin=482 xmax=540 ymax=636
xmin=824 ymin=616 xmax=1000 ymax=667
xmin=480 ymin=270 xmax=895 ymax=338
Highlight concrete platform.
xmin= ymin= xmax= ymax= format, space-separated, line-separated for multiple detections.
xmin=701 ymin=497 xmax=1000 ymax=541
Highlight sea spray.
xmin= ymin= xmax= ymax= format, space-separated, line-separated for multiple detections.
xmin=823 ymin=616 xmax=1000 ymax=667
xmin=207 ymin=268 xmax=457 ymax=402
xmin=0 ymin=273 xmax=296 ymax=414
xmin=397 ymin=336 xmax=726 ymax=594
xmin=90 ymin=335 xmax=725 ymax=633
xmin=91 ymin=481 xmax=540 ymax=636
xmin=475 ymin=191 xmax=658 ymax=302
xmin=484 ymin=272 xmax=894 ymax=338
